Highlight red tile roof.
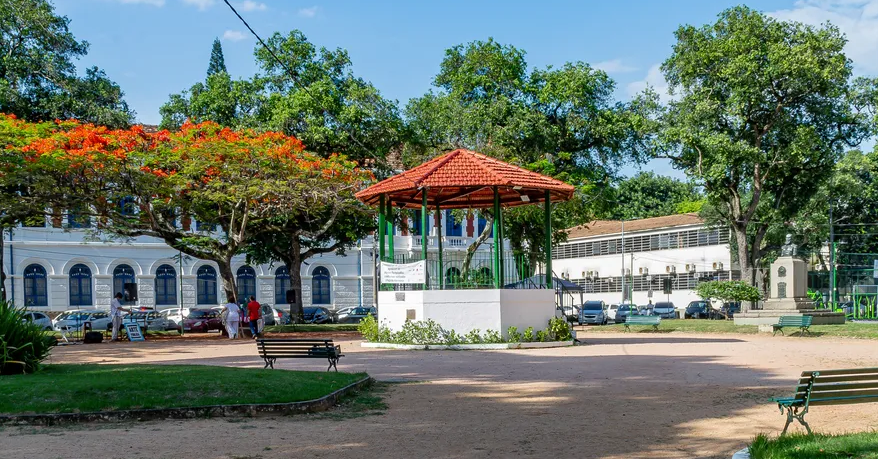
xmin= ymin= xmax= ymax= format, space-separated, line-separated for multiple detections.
xmin=566 ymin=213 xmax=704 ymax=240
xmin=356 ymin=149 xmax=575 ymax=209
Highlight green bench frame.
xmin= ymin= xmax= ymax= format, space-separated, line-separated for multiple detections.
xmin=624 ymin=315 xmax=661 ymax=332
xmin=772 ymin=315 xmax=813 ymax=336
xmin=256 ymin=338 xmax=344 ymax=372
xmin=772 ymin=367 xmax=878 ymax=435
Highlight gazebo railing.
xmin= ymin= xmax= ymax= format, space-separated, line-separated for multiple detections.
xmin=380 ymin=251 xmax=541 ymax=291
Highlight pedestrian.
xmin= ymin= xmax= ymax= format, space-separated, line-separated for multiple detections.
xmin=223 ymin=300 xmax=240 ymax=339
xmin=110 ymin=292 xmax=130 ymax=341
xmin=247 ymin=295 xmax=261 ymax=339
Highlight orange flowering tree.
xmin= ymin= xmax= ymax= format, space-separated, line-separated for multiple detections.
xmin=12 ymin=118 xmax=374 ymax=305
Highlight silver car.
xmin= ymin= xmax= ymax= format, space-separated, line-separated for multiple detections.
xmin=53 ymin=310 xmax=112 ymax=333
xmin=22 ymin=311 xmax=53 ymax=331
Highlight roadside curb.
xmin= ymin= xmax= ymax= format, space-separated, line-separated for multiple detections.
xmin=732 ymin=447 xmax=750 ymax=459
xmin=360 ymin=341 xmax=574 ymax=350
xmin=0 ymin=375 xmax=373 ymax=426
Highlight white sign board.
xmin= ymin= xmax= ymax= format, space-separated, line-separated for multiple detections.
xmin=874 ymin=259 xmax=878 ymax=279
xmin=380 ymin=260 xmax=426 ymax=284
xmin=125 ymin=323 xmax=145 ymax=342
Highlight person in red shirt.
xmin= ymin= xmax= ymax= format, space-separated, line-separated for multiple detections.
xmin=246 ymin=296 xmax=261 ymax=338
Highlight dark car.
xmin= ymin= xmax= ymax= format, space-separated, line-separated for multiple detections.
xmin=578 ymin=301 xmax=608 ymax=325
xmin=652 ymin=302 xmax=677 ymax=319
xmin=183 ymin=309 xmax=223 ymax=333
xmin=614 ymin=304 xmax=639 ymax=323
xmin=336 ymin=307 xmax=377 ymax=324
xmin=712 ymin=302 xmax=740 ymax=320
xmin=303 ymin=307 xmax=332 ymax=324
xmin=684 ymin=301 xmax=711 ymax=319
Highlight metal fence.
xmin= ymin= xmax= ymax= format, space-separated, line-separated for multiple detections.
xmin=380 ymin=251 xmax=543 ymax=291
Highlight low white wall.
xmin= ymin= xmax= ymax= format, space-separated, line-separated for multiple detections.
xmin=377 ymin=289 xmax=555 ymax=337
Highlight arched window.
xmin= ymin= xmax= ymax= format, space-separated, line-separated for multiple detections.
xmin=445 ymin=267 xmax=461 ymax=288
xmin=445 ymin=210 xmax=462 ymax=236
xmin=155 ymin=264 xmax=177 ymax=306
xmin=113 ymin=264 xmax=135 ymax=304
xmin=196 ymin=265 xmax=218 ymax=305
xmin=274 ymin=266 xmax=290 ymax=305
xmin=311 ymin=267 xmax=331 ymax=305
xmin=69 ymin=264 xmax=93 ymax=306
xmin=237 ymin=266 xmax=256 ymax=302
xmin=23 ymin=264 xmax=48 ymax=307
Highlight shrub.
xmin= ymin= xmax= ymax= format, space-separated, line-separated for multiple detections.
xmin=547 ymin=317 xmax=572 ymax=341
xmin=357 ymin=313 xmax=379 ymax=342
xmin=0 ymin=302 xmax=55 ymax=374
xmin=696 ymin=280 xmax=761 ymax=303
xmin=443 ymin=330 xmax=464 ymax=346
xmin=506 ymin=326 xmax=522 ymax=343
xmin=393 ymin=319 xmax=444 ymax=344
xmin=483 ymin=329 xmax=503 ymax=343
xmin=464 ymin=329 xmax=483 ymax=344
xmin=523 ymin=327 xmax=535 ymax=342
xmin=535 ymin=330 xmax=548 ymax=342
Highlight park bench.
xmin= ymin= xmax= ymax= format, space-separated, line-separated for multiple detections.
xmin=624 ymin=315 xmax=661 ymax=332
xmin=256 ymin=338 xmax=344 ymax=371
xmin=771 ymin=367 xmax=878 ymax=435
xmin=772 ymin=315 xmax=812 ymax=336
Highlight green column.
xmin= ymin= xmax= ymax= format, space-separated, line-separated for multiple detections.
xmin=378 ymin=195 xmax=386 ymax=263
xmin=421 ymin=189 xmax=429 ymax=289
xmin=387 ymin=199 xmax=394 ymax=262
xmin=436 ymin=204 xmax=444 ymax=289
xmin=545 ymin=190 xmax=553 ymax=289
xmin=493 ymin=187 xmax=501 ymax=289
xmin=497 ymin=200 xmax=504 ymax=287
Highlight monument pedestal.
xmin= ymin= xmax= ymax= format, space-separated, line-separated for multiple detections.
xmin=734 ymin=255 xmax=845 ymax=326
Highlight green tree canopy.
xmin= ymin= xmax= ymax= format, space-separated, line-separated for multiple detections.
xmin=207 ymin=38 xmax=227 ymax=76
xmin=696 ymin=280 xmax=761 ymax=303
xmin=0 ymin=0 xmax=132 ymax=127
xmin=609 ymin=172 xmax=703 ymax=220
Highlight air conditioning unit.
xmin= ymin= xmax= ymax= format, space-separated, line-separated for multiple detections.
xmin=623 ymin=268 xmax=631 ymax=276
xmin=686 ymin=263 xmax=697 ymax=273
xmin=666 ymin=265 xmax=676 ymax=273
xmin=639 ymin=267 xmax=649 ymax=275
xmin=712 ymin=262 xmax=724 ymax=271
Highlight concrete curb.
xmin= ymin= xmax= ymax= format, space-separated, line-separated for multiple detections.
xmin=732 ymin=447 xmax=750 ymax=459
xmin=360 ymin=341 xmax=574 ymax=350
xmin=0 ymin=376 xmax=373 ymax=426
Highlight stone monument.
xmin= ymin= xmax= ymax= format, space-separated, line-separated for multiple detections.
xmin=735 ymin=234 xmax=845 ymax=325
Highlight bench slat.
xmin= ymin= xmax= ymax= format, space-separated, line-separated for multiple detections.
xmin=798 ymin=374 xmax=878 ymax=386
xmin=806 ymin=382 xmax=878 ymax=393
xmin=802 ymin=368 xmax=878 ymax=377
xmin=807 ymin=388 xmax=878 ymax=400
xmin=808 ymin=395 xmax=878 ymax=406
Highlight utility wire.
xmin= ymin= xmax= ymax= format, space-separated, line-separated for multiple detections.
xmin=221 ymin=0 xmax=375 ymax=160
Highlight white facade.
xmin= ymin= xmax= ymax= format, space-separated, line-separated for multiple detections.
xmin=552 ymin=217 xmax=734 ymax=310
xmin=4 ymin=212 xmax=496 ymax=313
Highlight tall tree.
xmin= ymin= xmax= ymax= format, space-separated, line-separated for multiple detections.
xmin=657 ymin=6 xmax=874 ymax=297
xmin=207 ymin=38 xmax=227 ymax=76
xmin=0 ymin=0 xmax=133 ymax=127
xmin=610 ymin=172 xmax=703 ymax=220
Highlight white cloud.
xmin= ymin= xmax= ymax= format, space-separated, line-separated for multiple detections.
xmin=235 ymin=0 xmax=267 ymax=11
xmin=593 ymin=59 xmax=638 ymax=74
xmin=298 ymin=6 xmax=318 ymax=18
xmin=770 ymin=0 xmax=878 ymax=73
xmin=182 ymin=0 xmax=215 ymax=10
xmin=115 ymin=0 xmax=165 ymax=6
xmin=222 ymin=30 xmax=247 ymax=42
xmin=626 ymin=64 xmax=673 ymax=102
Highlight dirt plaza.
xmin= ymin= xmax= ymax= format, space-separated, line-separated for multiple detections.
xmin=3 ymin=332 xmax=878 ymax=459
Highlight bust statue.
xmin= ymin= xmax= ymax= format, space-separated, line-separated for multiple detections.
xmin=780 ymin=234 xmax=800 ymax=258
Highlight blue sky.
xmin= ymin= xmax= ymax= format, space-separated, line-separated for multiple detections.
xmin=52 ymin=0 xmax=878 ymax=177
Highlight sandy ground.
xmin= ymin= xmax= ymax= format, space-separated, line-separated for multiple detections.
xmin=2 ymin=333 xmax=878 ymax=459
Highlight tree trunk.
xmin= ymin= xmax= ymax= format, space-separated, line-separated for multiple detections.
xmin=216 ymin=259 xmax=238 ymax=305
xmin=0 ymin=228 xmax=6 ymax=303
xmin=461 ymin=214 xmax=493 ymax=280
xmin=287 ymin=255 xmax=305 ymax=324
xmin=732 ymin=224 xmax=754 ymax=311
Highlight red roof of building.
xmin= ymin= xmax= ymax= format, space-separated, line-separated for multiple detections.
xmin=356 ymin=149 xmax=575 ymax=209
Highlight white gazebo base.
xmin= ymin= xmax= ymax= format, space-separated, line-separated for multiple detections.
xmin=377 ymin=289 xmax=556 ymax=338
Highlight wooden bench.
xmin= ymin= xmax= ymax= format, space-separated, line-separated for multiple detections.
xmin=624 ymin=315 xmax=661 ymax=332
xmin=772 ymin=315 xmax=812 ymax=336
xmin=771 ymin=368 xmax=878 ymax=435
xmin=256 ymin=338 xmax=344 ymax=372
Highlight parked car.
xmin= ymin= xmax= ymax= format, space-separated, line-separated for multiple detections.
xmin=560 ymin=304 xmax=581 ymax=322
xmin=336 ymin=307 xmax=377 ymax=324
xmin=273 ymin=308 xmax=291 ymax=325
xmin=22 ymin=311 xmax=53 ymax=331
xmin=578 ymin=301 xmax=608 ymax=325
xmin=684 ymin=301 xmax=712 ymax=319
xmin=182 ymin=309 xmax=224 ymax=333
xmin=124 ymin=310 xmax=178 ymax=331
xmin=259 ymin=304 xmax=280 ymax=326
xmin=53 ymin=310 xmax=112 ymax=333
xmin=614 ymin=304 xmax=639 ymax=323
xmin=711 ymin=302 xmax=740 ymax=320
xmin=652 ymin=302 xmax=677 ymax=319
xmin=639 ymin=305 xmax=654 ymax=316
xmin=159 ymin=308 xmax=190 ymax=329
xmin=607 ymin=304 xmax=620 ymax=321
xmin=303 ymin=306 xmax=333 ymax=324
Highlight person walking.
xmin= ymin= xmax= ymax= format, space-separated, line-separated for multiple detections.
xmin=223 ymin=300 xmax=241 ymax=339
xmin=110 ymin=292 xmax=130 ymax=341
xmin=246 ymin=296 xmax=261 ymax=339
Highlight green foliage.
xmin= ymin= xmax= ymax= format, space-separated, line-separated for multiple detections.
xmin=391 ymin=319 xmax=444 ymax=345
xmin=535 ymin=330 xmax=548 ymax=342
xmin=506 ymin=326 xmax=522 ymax=343
xmin=443 ymin=330 xmax=464 ymax=346
xmin=207 ymin=38 xmax=227 ymax=76
xmin=748 ymin=431 xmax=878 ymax=459
xmin=657 ymin=6 xmax=875 ymax=285
xmin=547 ymin=317 xmax=572 ymax=341
xmin=0 ymin=0 xmax=132 ymax=126
xmin=357 ymin=314 xmax=379 ymax=342
xmin=482 ymin=329 xmax=504 ymax=344
xmin=609 ymin=172 xmax=703 ymax=220
xmin=0 ymin=302 xmax=55 ymax=374
xmin=464 ymin=329 xmax=483 ymax=344
xmin=696 ymin=281 xmax=761 ymax=303
xmin=523 ymin=326 xmax=534 ymax=342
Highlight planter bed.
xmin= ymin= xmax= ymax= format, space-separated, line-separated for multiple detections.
xmin=361 ymin=340 xmax=575 ymax=350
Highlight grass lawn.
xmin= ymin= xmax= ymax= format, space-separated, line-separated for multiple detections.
xmin=264 ymin=324 xmax=360 ymax=333
xmin=0 ymin=364 xmax=366 ymax=415
xmin=749 ymin=432 xmax=878 ymax=458
xmin=576 ymin=320 xmax=878 ymax=338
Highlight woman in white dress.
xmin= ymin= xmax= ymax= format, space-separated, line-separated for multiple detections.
xmin=224 ymin=301 xmax=240 ymax=339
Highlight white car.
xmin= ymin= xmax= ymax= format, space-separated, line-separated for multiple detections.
xmin=607 ymin=304 xmax=620 ymax=321
xmin=53 ymin=309 xmax=112 ymax=333
xmin=22 ymin=311 xmax=53 ymax=331
xmin=159 ymin=307 xmax=190 ymax=328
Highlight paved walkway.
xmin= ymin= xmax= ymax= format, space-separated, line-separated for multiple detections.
xmin=3 ymin=333 xmax=878 ymax=458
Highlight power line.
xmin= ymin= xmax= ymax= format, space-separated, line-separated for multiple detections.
xmin=220 ymin=0 xmax=375 ymax=159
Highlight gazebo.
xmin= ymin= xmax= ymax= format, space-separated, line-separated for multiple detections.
xmin=356 ymin=149 xmax=575 ymax=336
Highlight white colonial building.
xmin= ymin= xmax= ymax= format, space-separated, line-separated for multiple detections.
xmin=552 ymin=214 xmax=734 ymax=308
xmin=3 ymin=212 xmax=497 ymax=313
